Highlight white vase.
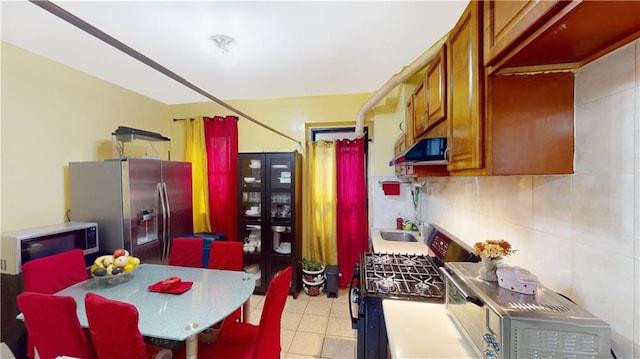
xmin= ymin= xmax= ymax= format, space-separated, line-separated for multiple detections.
xmin=479 ymin=256 xmax=501 ymax=282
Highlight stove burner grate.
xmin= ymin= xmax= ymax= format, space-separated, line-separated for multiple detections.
xmin=362 ymin=253 xmax=445 ymax=301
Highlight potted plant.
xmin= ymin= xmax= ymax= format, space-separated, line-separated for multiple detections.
xmin=300 ymin=257 xmax=325 ymax=296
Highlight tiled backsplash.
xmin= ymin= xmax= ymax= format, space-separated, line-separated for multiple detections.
xmin=371 ymin=177 xmax=423 ymax=229
xmin=371 ymin=40 xmax=640 ymax=358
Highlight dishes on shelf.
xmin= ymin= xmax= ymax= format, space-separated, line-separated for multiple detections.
xmin=244 ymin=177 xmax=256 ymax=183
xmin=245 ymin=209 xmax=260 ymax=216
xmin=249 ymin=160 xmax=261 ymax=169
xmin=272 ymin=164 xmax=287 ymax=169
xmin=274 ymin=242 xmax=291 ymax=254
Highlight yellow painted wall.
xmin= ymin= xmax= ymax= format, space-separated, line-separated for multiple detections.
xmin=1 ymin=41 xmax=403 ymax=233
xmin=0 ymin=42 xmax=171 ymax=231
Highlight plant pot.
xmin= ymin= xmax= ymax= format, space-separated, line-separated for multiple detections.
xmin=302 ymin=265 xmax=325 ymax=283
xmin=302 ymin=278 xmax=325 ymax=296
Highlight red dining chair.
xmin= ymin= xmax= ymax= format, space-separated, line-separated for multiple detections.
xmin=200 ymin=266 xmax=293 ymax=359
xmin=21 ymin=248 xmax=89 ymax=294
xmin=21 ymin=249 xmax=89 ymax=358
xmin=207 ymin=241 xmax=244 ymax=325
xmin=207 ymin=240 xmax=243 ymax=271
xmin=168 ymin=237 xmax=203 ymax=268
xmin=84 ymin=293 xmax=172 ymax=359
xmin=17 ymin=292 xmax=96 ymax=359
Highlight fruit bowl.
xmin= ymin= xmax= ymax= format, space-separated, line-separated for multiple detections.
xmin=90 ymin=250 xmax=141 ymax=279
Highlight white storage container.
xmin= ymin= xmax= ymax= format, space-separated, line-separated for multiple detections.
xmin=496 ymin=266 xmax=538 ymax=295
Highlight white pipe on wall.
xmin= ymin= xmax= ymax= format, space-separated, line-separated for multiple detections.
xmin=355 ymin=36 xmax=448 ymax=138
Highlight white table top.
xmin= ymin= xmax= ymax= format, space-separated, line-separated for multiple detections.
xmin=383 ymin=300 xmax=478 ymax=359
xmin=20 ymin=264 xmax=255 ymax=342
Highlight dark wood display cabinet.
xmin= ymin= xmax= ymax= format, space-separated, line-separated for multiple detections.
xmin=237 ymin=151 xmax=302 ymax=298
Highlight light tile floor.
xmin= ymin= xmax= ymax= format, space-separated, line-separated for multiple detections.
xmin=246 ymin=288 xmax=356 ymax=359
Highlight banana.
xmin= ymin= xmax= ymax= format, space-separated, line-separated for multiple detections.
xmin=94 ymin=255 xmax=111 ymax=269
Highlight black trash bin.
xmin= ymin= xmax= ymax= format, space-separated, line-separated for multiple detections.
xmin=325 ymin=265 xmax=340 ymax=298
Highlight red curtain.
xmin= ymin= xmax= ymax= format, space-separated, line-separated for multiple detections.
xmin=335 ymin=138 xmax=368 ymax=287
xmin=204 ymin=116 xmax=238 ymax=241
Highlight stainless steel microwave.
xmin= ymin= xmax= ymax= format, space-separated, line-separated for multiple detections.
xmin=1 ymin=222 xmax=98 ymax=275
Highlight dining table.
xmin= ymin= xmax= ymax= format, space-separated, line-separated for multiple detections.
xmin=17 ymin=263 xmax=255 ymax=359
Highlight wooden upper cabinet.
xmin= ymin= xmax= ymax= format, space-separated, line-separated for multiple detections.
xmin=446 ymin=1 xmax=484 ymax=173
xmin=412 ymin=81 xmax=427 ymax=138
xmin=393 ymin=132 xmax=407 ymax=157
xmin=485 ymin=0 xmax=640 ymax=74
xmin=488 ymin=72 xmax=574 ymax=175
xmin=483 ymin=0 xmax=568 ymax=68
xmin=425 ymin=45 xmax=447 ymax=129
xmin=405 ymin=94 xmax=415 ymax=147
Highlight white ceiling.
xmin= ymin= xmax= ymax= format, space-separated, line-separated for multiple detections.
xmin=1 ymin=0 xmax=469 ymax=105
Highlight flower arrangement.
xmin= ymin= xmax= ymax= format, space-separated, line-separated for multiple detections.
xmin=473 ymin=240 xmax=516 ymax=259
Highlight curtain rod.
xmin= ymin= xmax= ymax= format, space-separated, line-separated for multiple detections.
xmin=173 ymin=117 xmax=240 ymax=122
xmin=29 ymin=0 xmax=301 ymax=146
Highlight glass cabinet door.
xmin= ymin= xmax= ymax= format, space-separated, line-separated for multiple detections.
xmin=240 ymin=157 xmax=262 ymax=218
xmin=238 ymin=155 xmax=265 ymax=292
xmin=268 ymin=157 xmax=292 ymax=189
xmin=271 ymin=225 xmax=292 ymax=255
xmin=268 ymin=156 xmax=292 ymax=222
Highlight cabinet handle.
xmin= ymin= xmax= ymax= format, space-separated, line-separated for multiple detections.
xmin=444 ymin=147 xmax=450 ymax=163
xmin=399 ymin=121 xmax=404 ymax=132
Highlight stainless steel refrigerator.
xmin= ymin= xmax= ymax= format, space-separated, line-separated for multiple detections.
xmin=69 ymin=159 xmax=193 ymax=264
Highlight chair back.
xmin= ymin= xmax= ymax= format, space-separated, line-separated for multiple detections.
xmin=17 ymin=292 xmax=95 ymax=359
xmin=21 ymin=249 xmax=89 ymax=358
xmin=207 ymin=241 xmax=243 ymax=270
xmin=208 ymin=241 xmax=244 ymax=324
xmin=168 ymin=237 xmax=203 ymax=268
xmin=21 ymin=249 xmax=89 ymax=294
xmin=85 ymin=293 xmax=149 ymax=359
xmin=252 ymin=266 xmax=292 ymax=358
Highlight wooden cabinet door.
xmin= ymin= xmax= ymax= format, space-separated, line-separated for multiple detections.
xmin=425 ymin=45 xmax=447 ymax=127
xmin=402 ymin=95 xmax=415 ymax=146
xmin=483 ymin=0 xmax=566 ymax=67
xmin=393 ymin=133 xmax=406 ymax=157
xmin=447 ymin=1 xmax=484 ymax=172
xmin=412 ymin=81 xmax=427 ymax=138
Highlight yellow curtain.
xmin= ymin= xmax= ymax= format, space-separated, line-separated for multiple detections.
xmin=184 ymin=116 xmax=211 ymax=233
xmin=303 ymin=140 xmax=338 ymax=265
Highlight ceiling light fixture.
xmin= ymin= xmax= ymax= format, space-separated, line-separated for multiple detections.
xmin=211 ymin=34 xmax=235 ymax=53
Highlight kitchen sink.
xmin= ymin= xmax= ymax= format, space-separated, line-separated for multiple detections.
xmin=379 ymin=231 xmax=418 ymax=242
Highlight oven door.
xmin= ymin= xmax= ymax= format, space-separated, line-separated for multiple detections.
xmin=349 ymin=262 xmax=388 ymax=359
xmin=441 ymin=269 xmax=487 ymax=358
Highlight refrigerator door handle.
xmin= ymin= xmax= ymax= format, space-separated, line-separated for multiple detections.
xmin=162 ymin=182 xmax=171 ymax=244
xmin=158 ymin=183 xmax=169 ymax=263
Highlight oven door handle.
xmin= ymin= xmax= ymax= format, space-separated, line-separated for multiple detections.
xmin=439 ymin=267 xmax=484 ymax=307
xmin=348 ymin=265 xmax=360 ymax=326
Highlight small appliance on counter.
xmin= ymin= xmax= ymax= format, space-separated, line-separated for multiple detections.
xmin=442 ymin=262 xmax=612 ymax=359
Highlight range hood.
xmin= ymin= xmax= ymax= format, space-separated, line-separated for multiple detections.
xmin=389 ymin=137 xmax=448 ymax=166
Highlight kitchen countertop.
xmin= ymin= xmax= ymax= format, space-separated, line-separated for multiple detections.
xmin=383 ymin=300 xmax=478 ymax=359
xmin=369 ymin=227 xmax=431 ymax=255
xmin=371 ymin=227 xmax=478 ymax=358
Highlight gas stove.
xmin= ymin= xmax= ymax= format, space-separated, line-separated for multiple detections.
xmin=361 ymin=252 xmax=445 ymax=302
xmin=350 ymin=224 xmax=480 ymax=359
